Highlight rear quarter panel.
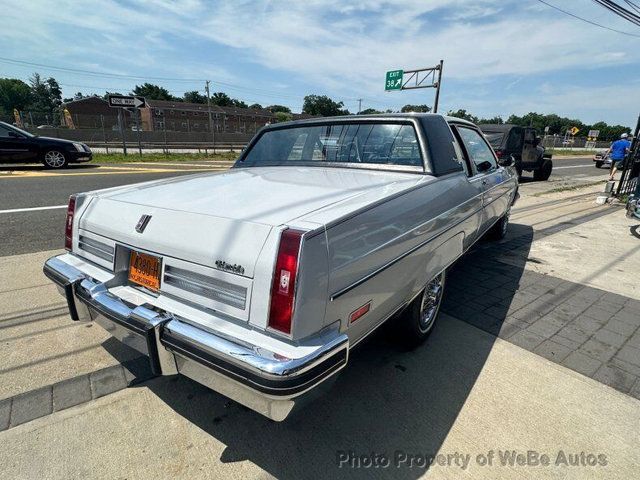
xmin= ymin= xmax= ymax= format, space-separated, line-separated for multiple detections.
xmin=323 ymin=172 xmax=483 ymax=344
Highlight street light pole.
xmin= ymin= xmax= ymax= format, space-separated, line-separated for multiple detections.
xmin=205 ymin=80 xmax=215 ymax=153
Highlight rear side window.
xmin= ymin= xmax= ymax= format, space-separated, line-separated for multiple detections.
xmin=457 ymin=127 xmax=497 ymax=172
xmin=507 ymin=129 xmax=522 ymax=150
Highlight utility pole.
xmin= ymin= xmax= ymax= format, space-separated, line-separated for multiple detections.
xmin=205 ymin=80 xmax=215 ymax=153
xmin=357 ymin=98 xmax=362 ymax=114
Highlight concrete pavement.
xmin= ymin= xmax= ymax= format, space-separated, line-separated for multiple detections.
xmin=0 ymin=249 xmax=145 ymax=401
xmin=0 ymin=315 xmax=637 ymax=479
xmin=1 ymin=155 xmax=639 ymax=478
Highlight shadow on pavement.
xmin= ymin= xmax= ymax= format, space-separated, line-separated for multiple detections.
xmin=114 ymin=226 xmax=534 ymax=479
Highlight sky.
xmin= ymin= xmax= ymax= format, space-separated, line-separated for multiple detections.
xmin=1 ymin=0 xmax=639 ymax=127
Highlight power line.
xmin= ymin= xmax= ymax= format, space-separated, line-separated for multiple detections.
xmin=0 ymin=56 xmax=304 ymax=100
xmin=625 ymin=0 xmax=640 ymax=15
xmin=536 ymin=0 xmax=640 ymax=37
xmin=593 ymin=0 xmax=640 ymax=26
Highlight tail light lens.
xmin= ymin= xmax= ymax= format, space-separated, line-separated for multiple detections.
xmin=268 ymin=229 xmax=304 ymax=335
xmin=494 ymin=149 xmax=503 ymax=158
xmin=64 ymin=195 xmax=76 ymax=250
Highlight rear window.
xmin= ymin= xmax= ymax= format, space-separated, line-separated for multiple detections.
xmin=240 ymin=122 xmax=423 ymax=169
xmin=483 ymin=132 xmax=504 ymax=149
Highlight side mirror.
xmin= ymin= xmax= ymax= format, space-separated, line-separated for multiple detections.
xmin=476 ymin=160 xmax=494 ymax=172
xmin=498 ymin=154 xmax=515 ymax=167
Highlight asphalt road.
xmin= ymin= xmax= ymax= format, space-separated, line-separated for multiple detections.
xmin=0 ymin=156 xmax=603 ymax=257
xmin=0 ymin=163 xmax=218 ymax=256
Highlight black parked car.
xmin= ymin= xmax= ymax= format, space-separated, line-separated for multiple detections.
xmin=0 ymin=121 xmax=92 ymax=169
xmin=480 ymin=124 xmax=553 ymax=181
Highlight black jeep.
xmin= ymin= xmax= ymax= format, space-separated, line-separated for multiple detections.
xmin=480 ymin=124 xmax=553 ymax=181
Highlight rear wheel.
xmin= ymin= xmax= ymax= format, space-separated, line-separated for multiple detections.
xmin=533 ymin=159 xmax=552 ymax=181
xmin=43 ymin=150 xmax=68 ymax=169
xmin=595 ymin=161 xmax=603 ymax=168
xmin=487 ymin=207 xmax=510 ymax=240
xmin=398 ymin=271 xmax=445 ymax=347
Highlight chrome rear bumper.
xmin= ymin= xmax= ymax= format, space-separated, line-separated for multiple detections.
xmin=43 ymin=255 xmax=349 ymax=421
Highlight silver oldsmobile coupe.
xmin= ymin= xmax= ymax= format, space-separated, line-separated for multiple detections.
xmin=44 ymin=114 xmax=518 ymax=421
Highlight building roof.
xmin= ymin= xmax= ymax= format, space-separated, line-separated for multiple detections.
xmin=146 ymin=99 xmax=274 ymax=116
xmin=61 ymin=95 xmax=109 ymax=106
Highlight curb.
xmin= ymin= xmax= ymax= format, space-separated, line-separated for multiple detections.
xmin=0 ymin=356 xmax=154 ymax=432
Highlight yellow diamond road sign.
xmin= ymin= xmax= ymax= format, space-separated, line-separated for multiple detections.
xmin=570 ymin=127 xmax=579 ymax=136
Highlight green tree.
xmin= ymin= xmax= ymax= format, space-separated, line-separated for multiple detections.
xmin=302 ymin=95 xmax=349 ymax=116
xmin=210 ymin=92 xmax=234 ymax=107
xmin=477 ymin=116 xmax=504 ymax=125
xmin=183 ymin=90 xmax=206 ymax=104
xmin=249 ymin=103 xmax=263 ymax=109
xmin=359 ymin=108 xmax=382 ymax=114
xmin=274 ymin=111 xmax=293 ymax=123
xmin=232 ymin=99 xmax=248 ymax=108
xmin=400 ymin=104 xmax=430 ymax=113
xmin=29 ymin=73 xmax=62 ymax=116
xmin=266 ymin=104 xmax=291 ymax=113
xmin=447 ymin=109 xmax=479 ymax=123
xmin=0 ymin=78 xmax=32 ymax=113
xmin=131 ymin=83 xmax=176 ymax=101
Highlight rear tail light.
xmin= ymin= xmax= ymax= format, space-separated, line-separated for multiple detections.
xmin=64 ymin=195 xmax=76 ymax=250
xmin=268 ymin=229 xmax=304 ymax=335
xmin=494 ymin=149 xmax=503 ymax=158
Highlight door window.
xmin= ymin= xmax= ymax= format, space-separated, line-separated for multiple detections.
xmin=457 ymin=127 xmax=497 ymax=173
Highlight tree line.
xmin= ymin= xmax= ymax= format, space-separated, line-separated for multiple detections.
xmin=0 ymin=75 xmax=631 ymax=139
xmin=446 ymin=109 xmax=630 ymax=142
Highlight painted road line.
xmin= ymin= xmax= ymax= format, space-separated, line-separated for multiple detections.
xmin=0 ymin=205 xmax=66 ymax=214
xmin=553 ymin=165 xmax=597 ymax=170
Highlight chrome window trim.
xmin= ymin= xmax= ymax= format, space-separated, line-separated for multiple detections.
xmin=235 ymin=117 xmax=432 ymax=174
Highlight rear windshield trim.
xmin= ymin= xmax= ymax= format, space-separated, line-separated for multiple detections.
xmin=236 ymin=119 xmax=427 ymax=174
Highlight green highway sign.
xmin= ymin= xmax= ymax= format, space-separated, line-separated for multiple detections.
xmin=385 ymin=69 xmax=403 ymax=91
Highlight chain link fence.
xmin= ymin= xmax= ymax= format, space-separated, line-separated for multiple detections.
xmin=1 ymin=111 xmax=253 ymax=154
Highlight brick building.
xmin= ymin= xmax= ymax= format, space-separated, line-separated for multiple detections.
xmin=142 ymin=100 xmax=276 ymax=134
xmin=61 ymin=96 xmax=312 ymax=133
xmin=60 ymin=96 xmax=133 ymax=129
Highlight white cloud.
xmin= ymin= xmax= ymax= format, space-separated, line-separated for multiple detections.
xmin=1 ymin=0 xmax=638 ymax=124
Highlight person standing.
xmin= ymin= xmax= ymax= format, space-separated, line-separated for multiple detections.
xmin=608 ymin=133 xmax=632 ymax=181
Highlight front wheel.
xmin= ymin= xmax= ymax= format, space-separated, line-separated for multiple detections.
xmin=397 ymin=271 xmax=446 ymax=348
xmin=533 ymin=159 xmax=552 ymax=181
xmin=595 ymin=161 xmax=603 ymax=169
xmin=43 ymin=150 xmax=68 ymax=169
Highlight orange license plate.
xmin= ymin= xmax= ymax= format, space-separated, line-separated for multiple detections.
xmin=128 ymin=251 xmax=161 ymax=291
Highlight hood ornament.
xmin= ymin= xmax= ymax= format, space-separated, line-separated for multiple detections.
xmin=135 ymin=214 xmax=152 ymax=233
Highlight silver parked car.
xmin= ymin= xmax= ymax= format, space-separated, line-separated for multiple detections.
xmin=44 ymin=114 xmax=518 ymax=421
